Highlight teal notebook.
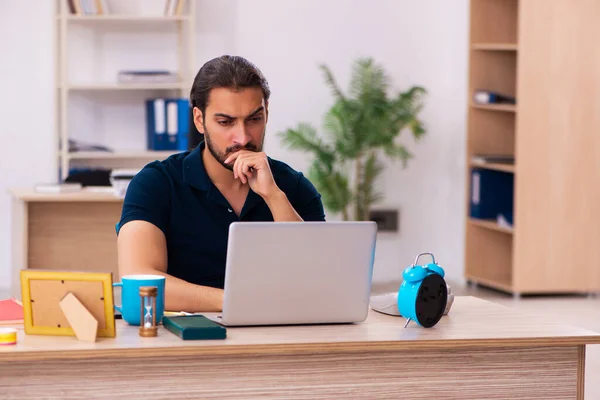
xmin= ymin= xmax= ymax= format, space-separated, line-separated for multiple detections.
xmin=162 ymin=315 xmax=227 ymax=340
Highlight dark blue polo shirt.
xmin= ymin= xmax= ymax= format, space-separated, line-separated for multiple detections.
xmin=116 ymin=141 xmax=326 ymax=289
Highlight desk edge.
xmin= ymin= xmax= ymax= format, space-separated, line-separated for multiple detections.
xmin=8 ymin=188 xmax=123 ymax=202
xmin=2 ymin=335 xmax=600 ymax=362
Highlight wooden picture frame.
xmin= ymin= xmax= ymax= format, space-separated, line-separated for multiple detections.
xmin=20 ymin=270 xmax=116 ymax=338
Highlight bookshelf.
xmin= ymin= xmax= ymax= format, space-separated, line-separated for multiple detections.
xmin=470 ymin=103 xmax=516 ymax=113
xmin=65 ymin=83 xmax=188 ymax=91
xmin=67 ymin=151 xmax=176 ymax=160
xmin=55 ymin=0 xmax=196 ymax=179
xmin=465 ymin=0 xmax=600 ymax=296
xmin=467 ymin=218 xmax=512 ymax=235
xmin=469 ymin=161 xmax=514 ymax=174
xmin=470 ymin=43 xmax=518 ymax=51
xmin=62 ymin=15 xmax=191 ymax=22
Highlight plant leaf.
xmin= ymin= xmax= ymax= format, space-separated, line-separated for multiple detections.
xmin=308 ymin=162 xmax=352 ymax=214
xmin=355 ymin=152 xmax=384 ymax=219
xmin=319 ymin=64 xmax=347 ymax=102
xmin=323 ymin=100 xmax=362 ymax=157
xmin=384 ymin=144 xmax=413 ymax=168
xmin=388 ymin=86 xmax=427 ymax=142
xmin=280 ymin=57 xmax=427 ymax=218
xmin=349 ymin=58 xmax=389 ymax=105
xmin=277 ymin=123 xmax=336 ymax=170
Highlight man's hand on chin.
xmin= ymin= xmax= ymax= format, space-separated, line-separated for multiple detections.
xmin=224 ymin=150 xmax=281 ymax=200
xmin=224 ymin=150 xmax=303 ymax=222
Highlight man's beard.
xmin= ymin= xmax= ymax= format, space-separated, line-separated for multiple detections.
xmin=203 ymin=125 xmax=264 ymax=171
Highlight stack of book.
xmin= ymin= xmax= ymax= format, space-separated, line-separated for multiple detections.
xmin=473 ymin=89 xmax=516 ymax=105
xmin=117 ymin=70 xmax=179 ymax=84
xmin=66 ymin=0 xmax=110 ymax=15
xmin=65 ymin=0 xmax=187 ymax=16
xmin=470 ymin=154 xmax=515 ymax=164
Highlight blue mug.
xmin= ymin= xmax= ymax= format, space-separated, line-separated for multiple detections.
xmin=113 ymin=275 xmax=165 ymax=326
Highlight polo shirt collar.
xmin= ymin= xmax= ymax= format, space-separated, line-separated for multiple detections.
xmin=182 ymin=142 xmax=264 ymax=218
xmin=183 ymin=141 xmax=211 ymax=191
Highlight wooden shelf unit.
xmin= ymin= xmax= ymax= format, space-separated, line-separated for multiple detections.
xmin=54 ymin=0 xmax=196 ymax=180
xmin=471 ymin=43 xmax=518 ymax=51
xmin=64 ymin=83 xmax=188 ymax=91
xmin=469 ymin=161 xmax=514 ymax=174
xmin=67 ymin=151 xmax=178 ymax=160
xmin=470 ymin=103 xmax=516 ymax=113
xmin=464 ymin=0 xmax=600 ymax=295
xmin=61 ymin=15 xmax=191 ymax=22
xmin=467 ymin=218 xmax=513 ymax=235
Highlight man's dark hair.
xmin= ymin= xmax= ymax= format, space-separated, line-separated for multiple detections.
xmin=190 ymin=55 xmax=271 ymax=116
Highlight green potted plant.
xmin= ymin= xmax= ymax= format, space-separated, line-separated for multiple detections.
xmin=278 ymin=57 xmax=427 ymax=221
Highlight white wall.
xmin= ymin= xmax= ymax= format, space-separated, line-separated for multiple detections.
xmin=0 ymin=0 xmax=468 ymax=290
xmin=0 ymin=1 xmax=56 ymax=290
xmin=223 ymin=0 xmax=470 ymax=283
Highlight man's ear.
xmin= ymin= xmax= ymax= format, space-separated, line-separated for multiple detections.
xmin=193 ymin=107 xmax=204 ymax=134
xmin=264 ymin=100 xmax=269 ymax=123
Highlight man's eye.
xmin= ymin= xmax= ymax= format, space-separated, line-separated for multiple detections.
xmin=218 ymin=120 xmax=232 ymax=126
xmin=249 ymin=116 xmax=263 ymax=123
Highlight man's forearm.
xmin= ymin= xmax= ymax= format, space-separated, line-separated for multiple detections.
xmin=264 ymin=189 xmax=303 ymax=222
xmin=122 ymin=268 xmax=223 ymax=312
xmin=164 ymin=274 xmax=223 ymax=312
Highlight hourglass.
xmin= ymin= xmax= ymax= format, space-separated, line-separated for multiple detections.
xmin=139 ymin=286 xmax=158 ymax=337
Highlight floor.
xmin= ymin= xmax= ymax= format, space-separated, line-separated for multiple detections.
xmin=373 ymin=280 xmax=600 ymax=399
xmin=3 ymin=284 xmax=599 ymax=397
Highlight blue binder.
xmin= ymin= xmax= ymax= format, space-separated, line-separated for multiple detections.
xmin=145 ymin=98 xmax=167 ymax=151
xmin=164 ymin=98 xmax=191 ymax=151
xmin=165 ymin=99 xmax=179 ymax=150
xmin=469 ymin=168 xmax=514 ymax=224
xmin=176 ymin=99 xmax=191 ymax=151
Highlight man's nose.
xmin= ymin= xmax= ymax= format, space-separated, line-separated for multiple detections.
xmin=232 ymin=122 xmax=251 ymax=146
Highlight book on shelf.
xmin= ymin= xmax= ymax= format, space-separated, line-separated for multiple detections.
xmin=117 ymin=70 xmax=179 ymax=84
xmin=68 ymin=139 xmax=113 ymax=153
xmin=66 ymin=0 xmax=187 ymax=16
xmin=67 ymin=0 xmax=110 ymax=15
xmin=473 ymin=89 xmax=516 ymax=105
xmin=165 ymin=0 xmax=186 ymax=16
xmin=471 ymin=154 xmax=515 ymax=164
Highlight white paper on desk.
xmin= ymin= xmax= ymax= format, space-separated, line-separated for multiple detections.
xmin=34 ymin=183 xmax=82 ymax=193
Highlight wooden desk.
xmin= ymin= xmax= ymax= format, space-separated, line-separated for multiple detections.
xmin=9 ymin=188 xmax=123 ymax=298
xmin=1 ymin=297 xmax=599 ymax=399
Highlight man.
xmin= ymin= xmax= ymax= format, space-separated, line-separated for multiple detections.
xmin=116 ymin=55 xmax=326 ymax=312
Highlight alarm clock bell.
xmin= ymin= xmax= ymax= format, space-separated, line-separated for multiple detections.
xmin=398 ymin=252 xmax=448 ymax=328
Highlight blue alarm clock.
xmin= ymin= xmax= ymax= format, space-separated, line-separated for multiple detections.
xmin=398 ymin=252 xmax=448 ymax=328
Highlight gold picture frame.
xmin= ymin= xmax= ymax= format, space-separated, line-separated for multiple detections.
xmin=20 ymin=270 xmax=116 ymax=338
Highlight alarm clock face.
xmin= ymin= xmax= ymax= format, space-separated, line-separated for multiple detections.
xmin=415 ymin=273 xmax=448 ymax=328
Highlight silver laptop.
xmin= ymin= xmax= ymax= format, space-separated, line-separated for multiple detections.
xmin=207 ymin=221 xmax=377 ymax=327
